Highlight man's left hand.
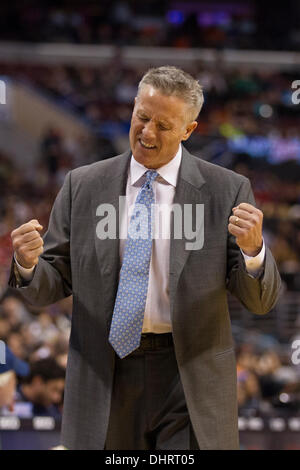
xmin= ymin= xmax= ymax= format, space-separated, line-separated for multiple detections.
xmin=228 ymin=202 xmax=263 ymax=257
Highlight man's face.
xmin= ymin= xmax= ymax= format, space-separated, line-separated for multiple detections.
xmin=44 ymin=378 xmax=65 ymax=406
xmin=33 ymin=377 xmax=65 ymax=407
xmin=129 ymin=85 xmax=198 ymax=169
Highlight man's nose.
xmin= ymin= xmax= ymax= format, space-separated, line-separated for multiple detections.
xmin=142 ymin=121 xmax=156 ymax=141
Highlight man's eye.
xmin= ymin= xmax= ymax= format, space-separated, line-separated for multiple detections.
xmin=158 ymin=124 xmax=168 ymax=131
xmin=139 ymin=116 xmax=149 ymax=121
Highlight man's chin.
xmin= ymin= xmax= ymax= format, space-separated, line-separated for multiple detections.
xmin=133 ymin=149 xmax=159 ymax=168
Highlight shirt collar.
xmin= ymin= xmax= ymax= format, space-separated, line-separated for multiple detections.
xmin=130 ymin=145 xmax=182 ymax=187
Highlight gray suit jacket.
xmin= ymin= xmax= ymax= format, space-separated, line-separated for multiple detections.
xmin=9 ymin=147 xmax=281 ymax=449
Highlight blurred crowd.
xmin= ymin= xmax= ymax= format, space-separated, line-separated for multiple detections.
xmin=0 ymin=1 xmax=299 ymax=51
xmin=236 ymin=343 xmax=300 ymax=418
xmin=1 ymin=60 xmax=299 ymax=137
xmin=0 ymin=293 xmax=70 ymax=417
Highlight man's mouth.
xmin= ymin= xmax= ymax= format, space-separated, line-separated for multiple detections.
xmin=139 ymin=139 xmax=156 ymax=150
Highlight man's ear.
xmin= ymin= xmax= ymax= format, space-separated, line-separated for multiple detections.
xmin=182 ymin=121 xmax=198 ymax=141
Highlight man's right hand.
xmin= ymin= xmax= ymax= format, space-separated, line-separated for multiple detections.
xmin=11 ymin=219 xmax=44 ymax=269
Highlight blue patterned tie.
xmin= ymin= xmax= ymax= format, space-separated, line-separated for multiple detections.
xmin=109 ymin=170 xmax=158 ymax=359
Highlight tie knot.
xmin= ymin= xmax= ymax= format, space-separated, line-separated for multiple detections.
xmin=145 ymin=170 xmax=158 ymax=185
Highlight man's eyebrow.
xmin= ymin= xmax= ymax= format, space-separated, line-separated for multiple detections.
xmin=158 ymin=119 xmax=172 ymax=127
xmin=137 ymin=110 xmax=149 ymax=118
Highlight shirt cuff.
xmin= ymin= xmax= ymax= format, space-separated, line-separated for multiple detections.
xmin=241 ymin=239 xmax=265 ymax=278
xmin=14 ymin=254 xmax=35 ymax=282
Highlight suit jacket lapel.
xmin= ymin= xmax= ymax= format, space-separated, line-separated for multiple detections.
xmin=169 ymin=147 xmax=209 ymax=312
xmin=90 ymin=151 xmax=131 ymax=288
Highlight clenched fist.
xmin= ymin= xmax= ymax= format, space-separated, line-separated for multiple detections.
xmin=228 ymin=203 xmax=263 ymax=257
xmin=11 ymin=219 xmax=44 ymax=269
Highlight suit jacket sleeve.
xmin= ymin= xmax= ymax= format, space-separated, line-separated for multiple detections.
xmin=8 ymin=171 xmax=72 ymax=307
xmin=226 ymin=177 xmax=281 ymax=315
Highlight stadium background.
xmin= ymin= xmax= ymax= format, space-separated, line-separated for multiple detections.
xmin=1 ymin=0 xmax=300 ymax=450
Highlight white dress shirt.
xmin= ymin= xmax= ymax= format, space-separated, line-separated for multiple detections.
xmin=16 ymin=144 xmax=265 ymax=333
xmin=119 ymin=146 xmax=183 ymax=333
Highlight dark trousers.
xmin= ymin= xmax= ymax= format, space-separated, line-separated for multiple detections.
xmin=105 ymin=333 xmax=199 ymax=450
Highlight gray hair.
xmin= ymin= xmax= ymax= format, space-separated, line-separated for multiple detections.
xmin=137 ymin=66 xmax=204 ymax=121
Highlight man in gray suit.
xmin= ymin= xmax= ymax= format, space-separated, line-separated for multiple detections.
xmin=9 ymin=66 xmax=281 ymax=450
